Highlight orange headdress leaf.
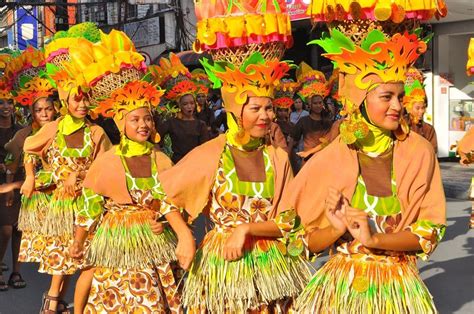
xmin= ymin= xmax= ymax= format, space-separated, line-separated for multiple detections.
xmin=14 ymin=76 xmax=55 ymax=106
xmin=201 ymin=52 xmax=290 ymax=116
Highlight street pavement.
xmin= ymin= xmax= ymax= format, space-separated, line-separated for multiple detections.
xmin=0 ymin=162 xmax=472 ymax=313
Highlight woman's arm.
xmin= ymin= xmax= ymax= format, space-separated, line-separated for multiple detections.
xmin=342 ymin=204 xmax=422 ymax=252
xmin=20 ymin=159 xmax=36 ymax=198
xmin=163 ymin=211 xmax=196 ymax=270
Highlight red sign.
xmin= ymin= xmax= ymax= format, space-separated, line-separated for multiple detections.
xmin=286 ymin=0 xmax=310 ymax=21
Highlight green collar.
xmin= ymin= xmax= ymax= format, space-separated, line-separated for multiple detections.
xmin=116 ymin=135 xmax=153 ymax=157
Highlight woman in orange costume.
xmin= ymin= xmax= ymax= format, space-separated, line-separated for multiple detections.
xmin=22 ymin=24 xmax=112 ymax=313
xmin=159 ymin=2 xmax=310 ymax=312
xmin=1 ymin=49 xmax=56 ymax=291
xmin=403 ymin=67 xmax=438 ymax=152
xmin=455 ymin=38 xmax=474 ymax=229
xmin=67 ymin=29 xmax=191 ymax=313
xmin=0 ymin=51 xmax=26 ymax=291
xmin=280 ymin=1 xmax=448 ymax=312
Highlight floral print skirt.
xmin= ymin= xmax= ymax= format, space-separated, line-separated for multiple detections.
xmin=84 ymin=263 xmax=182 ymax=314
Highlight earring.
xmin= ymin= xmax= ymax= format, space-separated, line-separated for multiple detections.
xmin=234 ymin=117 xmax=250 ymax=146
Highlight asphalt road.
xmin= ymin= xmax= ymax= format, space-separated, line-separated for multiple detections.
xmin=0 ymin=200 xmax=472 ymax=314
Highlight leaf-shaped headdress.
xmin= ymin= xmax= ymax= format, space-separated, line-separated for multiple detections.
xmin=149 ymin=53 xmax=198 ymax=104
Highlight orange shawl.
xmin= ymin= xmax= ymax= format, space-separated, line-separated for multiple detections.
xmin=278 ymin=132 xmax=446 ymax=232
xmin=159 ymin=134 xmax=293 ymax=220
xmin=23 ymin=118 xmax=112 ymax=166
xmin=82 ymin=148 xmax=173 ymax=204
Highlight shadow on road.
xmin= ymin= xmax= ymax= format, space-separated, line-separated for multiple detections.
xmin=421 ymin=237 xmax=474 ymax=313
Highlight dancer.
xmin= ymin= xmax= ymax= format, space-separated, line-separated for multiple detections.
xmin=192 ymin=69 xmax=217 ymax=136
xmin=403 ymin=67 xmax=438 ymax=152
xmin=160 ymin=1 xmax=311 ymax=312
xmin=0 ymin=52 xmax=23 ymax=291
xmin=68 ymin=29 xmax=188 ymax=313
xmin=455 ymin=40 xmax=474 ymax=228
xmin=289 ymin=65 xmax=338 ymax=163
xmin=281 ymin=1 xmax=448 ymax=312
xmin=272 ymin=79 xmax=299 ymax=145
xmin=2 ymin=51 xmax=56 ymax=291
xmin=23 ymin=24 xmax=112 ymax=313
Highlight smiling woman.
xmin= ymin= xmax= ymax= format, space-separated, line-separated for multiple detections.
xmin=278 ymin=12 xmax=447 ymax=313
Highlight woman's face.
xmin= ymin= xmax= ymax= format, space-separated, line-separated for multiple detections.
xmin=179 ymin=94 xmax=196 ymax=118
xmin=124 ymin=107 xmax=154 ymax=143
xmin=366 ymin=83 xmax=404 ymax=131
xmin=33 ymin=98 xmax=55 ymax=127
xmin=294 ymin=98 xmax=304 ymax=110
xmin=68 ymin=94 xmax=89 ymax=119
xmin=276 ymin=108 xmax=289 ymax=120
xmin=0 ymin=98 xmax=14 ymax=119
xmin=310 ymin=95 xmax=324 ymax=114
xmin=411 ymin=101 xmax=426 ymax=122
xmin=242 ymin=97 xmax=273 ymax=139
xmin=196 ymin=93 xmax=207 ymax=106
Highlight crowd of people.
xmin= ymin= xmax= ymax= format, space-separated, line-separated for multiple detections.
xmin=0 ymin=0 xmax=469 ymax=313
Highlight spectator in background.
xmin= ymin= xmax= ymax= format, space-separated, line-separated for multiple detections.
xmin=153 ymin=54 xmax=210 ymax=163
xmin=192 ymin=69 xmax=218 ymax=137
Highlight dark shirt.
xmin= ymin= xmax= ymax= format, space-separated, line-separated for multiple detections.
xmin=157 ymin=117 xmax=210 ymax=163
xmin=0 ymin=123 xmax=23 ymax=225
xmin=291 ymin=116 xmax=333 ymax=151
xmin=276 ymin=119 xmax=294 ymax=139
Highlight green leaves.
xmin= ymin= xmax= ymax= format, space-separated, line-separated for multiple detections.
xmin=309 ymin=29 xmax=354 ymax=54
xmin=361 ymin=30 xmax=386 ymax=52
xmin=200 ymin=57 xmax=225 ymax=89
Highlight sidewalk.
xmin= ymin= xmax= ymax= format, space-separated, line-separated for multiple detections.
xmin=440 ymin=161 xmax=474 ymax=199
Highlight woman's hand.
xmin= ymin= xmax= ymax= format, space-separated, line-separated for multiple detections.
xmin=325 ymin=187 xmax=347 ymax=235
xmin=20 ymin=176 xmax=35 ymax=198
xmin=175 ymin=230 xmax=196 ymax=271
xmin=223 ymin=224 xmax=249 ymax=262
xmin=63 ymin=172 xmax=78 ymax=197
xmin=69 ymin=240 xmax=84 ymax=259
xmin=341 ymin=199 xmax=376 ymax=248
xmin=149 ymin=219 xmax=164 ymax=235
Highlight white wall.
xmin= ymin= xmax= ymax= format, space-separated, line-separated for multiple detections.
xmin=433 ymin=20 xmax=474 ymax=157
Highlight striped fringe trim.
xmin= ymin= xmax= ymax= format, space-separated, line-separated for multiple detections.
xmin=183 ymin=230 xmax=311 ymax=314
xmin=86 ymin=210 xmax=177 ymax=269
xmin=18 ymin=192 xmax=50 ymax=232
xmin=40 ymin=193 xmax=76 ymax=237
xmin=295 ymin=253 xmax=437 ymax=314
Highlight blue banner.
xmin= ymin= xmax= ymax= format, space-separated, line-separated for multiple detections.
xmin=16 ymin=6 xmax=38 ymax=50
